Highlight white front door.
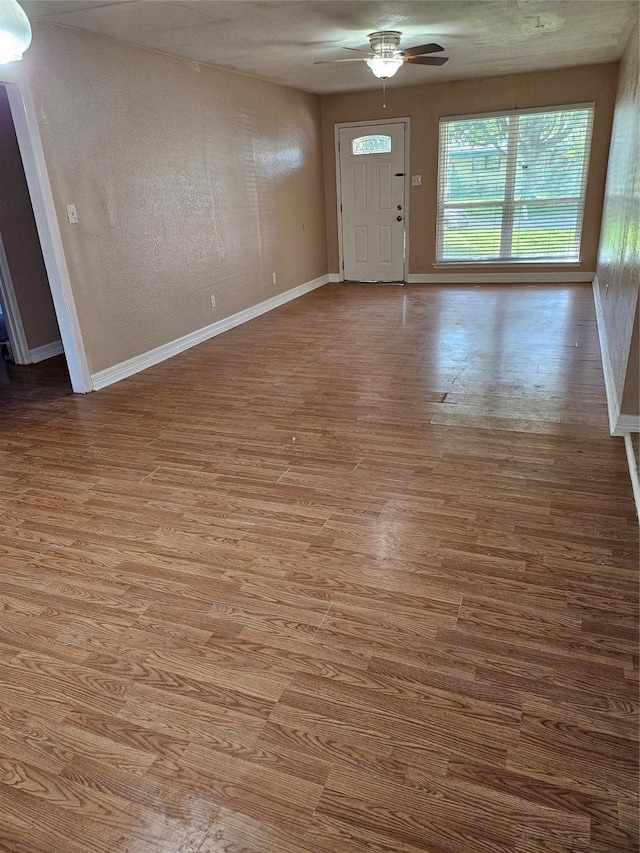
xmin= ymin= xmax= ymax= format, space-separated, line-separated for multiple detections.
xmin=338 ymin=122 xmax=406 ymax=282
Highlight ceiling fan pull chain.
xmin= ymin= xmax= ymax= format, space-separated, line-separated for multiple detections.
xmin=382 ymin=78 xmax=386 ymax=109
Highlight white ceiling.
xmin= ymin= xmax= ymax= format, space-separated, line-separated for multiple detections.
xmin=22 ymin=0 xmax=639 ymax=94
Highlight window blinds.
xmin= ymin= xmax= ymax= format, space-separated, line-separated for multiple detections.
xmin=437 ymin=104 xmax=594 ymax=263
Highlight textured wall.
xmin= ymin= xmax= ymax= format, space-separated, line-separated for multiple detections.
xmin=22 ymin=24 xmax=327 ymax=374
xmin=321 ymin=63 xmax=618 ymax=276
xmin=595 ymin=23 xmax=639 ymax=419
xmin=0 ymin=85 xmax=60 ymax=350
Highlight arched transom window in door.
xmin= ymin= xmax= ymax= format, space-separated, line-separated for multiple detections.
xmin=351 ymin=135 xmax=392 ymax=156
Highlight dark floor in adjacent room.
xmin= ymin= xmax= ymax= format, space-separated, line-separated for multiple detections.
xmin=0 ymin=284 xmax=637 ymax=853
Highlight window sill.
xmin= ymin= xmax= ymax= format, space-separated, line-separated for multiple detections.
xmin=433 ymin=260 xmax=583 ymax=268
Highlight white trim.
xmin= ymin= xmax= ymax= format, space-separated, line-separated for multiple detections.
xmin=91 ymin=274 xmax=330 ymax=391
xmin=592 ymin=275 xmax=623 ymax=435
xmin=328 ymin=273 xmax=341 ymax=283
xmin=335 ymin=127 xmax=344 ymax=282
xmin=0 ymin=233 xmax=31 ymax=364
xmin=1 ymin=70 xmax=92 ymax=393
xmin=30 ymin=340 xmax=64 ymax=363
xmin=334 ymin=118 xmax=410 ymax=283
xmin=624 ymin=434 xmax=640 ymax=520
xmin=407 ymin=272 xmax=595 ymax=284
xmin=433 ymin=260 xmax=583 ymax=267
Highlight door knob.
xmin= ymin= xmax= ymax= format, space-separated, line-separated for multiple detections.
xmin=397 ymin=215 xmax=403 ymax=221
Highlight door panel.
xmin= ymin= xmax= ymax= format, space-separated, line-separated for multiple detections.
xmin=378 ymin=162 xmax=392 ymax=210
xmin=378 ymin=226 xmax=392 ymax=262
xmin=354 ymin=227 xmax=367 ymax=262
xmin=338 ymin=122 xmax=406 ymax=282
xmin=353 ymin=163 xmax=366 ymax=210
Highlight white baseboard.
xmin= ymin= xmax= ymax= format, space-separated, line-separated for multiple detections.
xmin=330 ymin=272 xmax=593 ymax=285
xmin=91 ymin=274 xmax=331 ymax=391
xmin=30 ymin=339 xmax=64 ymax=362
xmin=407 ymin=272 xmax=595 ymax=284
xmin=624 ymin=434 xmax=640 ymax=520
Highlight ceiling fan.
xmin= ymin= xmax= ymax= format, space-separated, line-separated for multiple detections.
xmin=315 ymin=31 xmax=449 ymax=79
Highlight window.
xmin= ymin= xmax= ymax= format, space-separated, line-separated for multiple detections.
xmin=352 ymin=135 xmax=392 ymax=155
xmin=437 ymin=104 xmax=594 ymax=262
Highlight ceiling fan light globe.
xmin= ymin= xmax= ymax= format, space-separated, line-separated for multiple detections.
xmin=366 ymin=56 xmax=403 ymax=79
xmin=0 ymin=0 xmax=31 ymax=65
xmin=0 ymin=0 xmax=31 ymax=64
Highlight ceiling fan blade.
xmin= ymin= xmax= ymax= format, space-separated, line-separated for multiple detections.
xmin=402 ymin=42 xmax=445 ymax=58
xmin=342 ymin=47 xmax=374 ymax=54
xmin=313 ymin=58 xmax=369 ymax=65
xmin=406 ymin=55 xmax=449 ymax=66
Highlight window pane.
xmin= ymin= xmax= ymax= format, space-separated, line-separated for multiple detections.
xmin=351 ymin=135 xmax=392 ymax=155
xmin=441 ymin=204 xmax=504 ymax=260
xmin=511 ymin=201 xmax=581 ymax=259
xmin=443 ymin=118 xmax=508 ymax=203
xmin=514 ymin=109 xmax=592 ymax=202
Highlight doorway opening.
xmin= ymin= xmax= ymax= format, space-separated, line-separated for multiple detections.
xmin=0 ymin=70 xmax=91 ymax=393
xmin=335 ymin=118 xmax=410 ymax=283
xmin=0 ymin=84 xmax=62 ymax=373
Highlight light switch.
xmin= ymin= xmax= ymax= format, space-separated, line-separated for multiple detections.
xmin=66 ymin=204 xmax=78 ymax=224
xmin=411 ymin=175 xmax=422 ymax=187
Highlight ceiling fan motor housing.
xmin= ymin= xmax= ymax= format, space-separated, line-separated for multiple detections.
xmin=368 ymin=31 xmax=402 ymax=58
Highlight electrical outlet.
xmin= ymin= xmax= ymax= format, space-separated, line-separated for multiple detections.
xmin=411 ymin=175 xmax=422 ymax=187
xmin=66 ymin=204 xmax=79 ymax=224
xmin=210 ymin=294 xmax=216 ymax=309
xmin=272 ymin=272 xmax=277 ymax=285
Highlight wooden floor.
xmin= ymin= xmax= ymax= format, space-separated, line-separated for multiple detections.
xmin=0 ymin=283 xmax=638 ymax=853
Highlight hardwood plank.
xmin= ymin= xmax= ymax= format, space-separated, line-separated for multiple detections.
xmin=0 ymin=284 xmax=637 ymax=852
xmin=147 ymin=743 xmax=323 ymax=835
xmin=507 ymin=709 xmax=639 ymax=800
xmin=200 ymin=807 xmax=317 ymax=853
xmin=316 ymin=766 xmax=518 ymax=853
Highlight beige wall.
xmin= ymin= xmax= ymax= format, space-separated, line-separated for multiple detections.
xmin=22 ymin=24 xmax=327 ymax=374
xmin=594 ymin=23 xmax=639 ymax=420
xmin=0 ymin=84 xmax=60 ymax=350
xmin=321 ymin=64 xmax=618 ymax=276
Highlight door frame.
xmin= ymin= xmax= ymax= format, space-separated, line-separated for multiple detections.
xmin=0 ymin=232 xmax=31 ymax=364
xmin=0 ymin=68 xmax=92 ymax=392
xmin=334 ymin=117 xmax=411 ymax=283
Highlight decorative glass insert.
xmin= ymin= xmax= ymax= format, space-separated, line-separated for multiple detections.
xmin=351 ymin=135 xmax=392 ymax=156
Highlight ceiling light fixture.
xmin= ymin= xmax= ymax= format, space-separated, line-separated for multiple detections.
xmin=366 ymin=56 xmax=403 ymax=79
xmin=0 ymin=0 xmax=32 ymax=65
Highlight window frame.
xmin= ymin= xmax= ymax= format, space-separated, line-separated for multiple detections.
xmin=436 ymin=102 xmax=595 ymax=265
